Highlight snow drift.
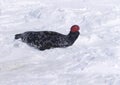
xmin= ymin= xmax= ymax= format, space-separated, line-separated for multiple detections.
xmin=0 ymin=0 xmax=120 ymax=85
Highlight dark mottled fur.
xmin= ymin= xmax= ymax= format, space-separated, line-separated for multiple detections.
xmin=15 ymin=28 xmax=80 ymax=50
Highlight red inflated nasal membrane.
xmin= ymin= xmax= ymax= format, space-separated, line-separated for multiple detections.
xmin=71 ymin=25 xmax=80 ymax=32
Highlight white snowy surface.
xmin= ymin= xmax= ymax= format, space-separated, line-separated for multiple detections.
xmin=0 ymin=0 xmax=120 ymax=85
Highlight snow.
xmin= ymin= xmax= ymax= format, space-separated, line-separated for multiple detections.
xmin=0 ymin=0 xmax=120 ymax=85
